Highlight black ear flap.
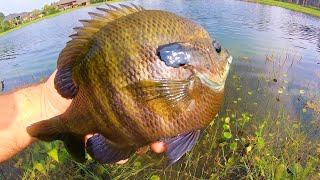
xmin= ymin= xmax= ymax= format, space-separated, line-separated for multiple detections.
xmin=157 ymin=42 xmax=194 ymax=68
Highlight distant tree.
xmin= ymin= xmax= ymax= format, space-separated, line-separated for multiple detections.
xmin=0 ymin=21 xmax=11 ymax=31
xmin=0 ymin=12 xmax=4 ymax=22
xmin=42 ymin=4 xmax=60 ymax=15
xmin=90 ymin=0 xmax=105 ymax=4
xmin=31 ymin=9 xmax=43 ymax=17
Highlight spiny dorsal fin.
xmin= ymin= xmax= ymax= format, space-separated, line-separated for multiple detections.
xmin=56 ymin=3 xmax=145 ymax=69
xmin=54 ymin=4 xmax=144 ymax=99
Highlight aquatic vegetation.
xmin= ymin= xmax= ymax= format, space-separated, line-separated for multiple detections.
xmin=306 ymin=100 xmax=320 ymax=114
xmin=5 ymin=102 xmax=319 ymax=179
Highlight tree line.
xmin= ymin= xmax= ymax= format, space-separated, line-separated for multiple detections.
xmin=0 ymin=0 xmax=112 ymax=34
xmin=280 ymin=0 xmax=320 ymax=8
xmin=0 ymin=3 xmax=61 ymax=33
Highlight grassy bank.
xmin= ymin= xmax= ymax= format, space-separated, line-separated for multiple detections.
xmin=5 ymin=109 xmax=320 ymax=179
xmin=0 ymin=0 xmax=122 ymax=37
xmin=244 ymin=0 xmax=320 ymax=17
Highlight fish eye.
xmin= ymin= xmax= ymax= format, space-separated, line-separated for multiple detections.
xmin=213 ymin=41 xmax=221 ymax=53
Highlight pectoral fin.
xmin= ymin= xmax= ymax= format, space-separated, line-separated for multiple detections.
xmin=164 ymin=130 xmax=201 ymax=167
xmin=86 ymin=134 xmax=133 ymax=164
xmin=129 ymin=79 xmax=192 ymax=113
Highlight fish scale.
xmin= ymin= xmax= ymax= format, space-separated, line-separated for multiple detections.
xmin=27 ymin=4 xmax=232 ymax=166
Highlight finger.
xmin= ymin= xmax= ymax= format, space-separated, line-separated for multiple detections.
xmin=84 ymin=134 xmax=94 ymax=145
xmin=150 ymin=141 xmax=167 ymax=153
xmin=136 ymin=145 xmax=150 ymax=155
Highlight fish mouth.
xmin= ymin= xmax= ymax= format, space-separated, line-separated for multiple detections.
xmin=193 ymin=56 xmax=232 ymax=93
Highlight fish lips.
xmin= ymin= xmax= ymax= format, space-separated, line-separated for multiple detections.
xmin=192 ymin=55 xmax=232 ymax=93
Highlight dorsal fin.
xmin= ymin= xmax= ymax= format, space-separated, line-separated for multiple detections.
xmin=56 ymin=3 xmax=145 ymax=69
xmin=54 ymin=4 xmax=144 ymax=99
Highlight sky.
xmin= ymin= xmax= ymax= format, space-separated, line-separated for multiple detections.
xmin=0 ymin=0 xmax=58 ymax=15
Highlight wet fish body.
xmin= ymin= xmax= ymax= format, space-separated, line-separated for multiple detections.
xmin=27 ymin=4 xmax=232 ymax=166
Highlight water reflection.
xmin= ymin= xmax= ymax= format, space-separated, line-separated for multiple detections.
xmin=0 ymin=46 xmax=16 ymax=61
xmin=283 ymin=22 xmax=319 ymax=41
xmin=244 ymin=3 xmax=273 ymax=31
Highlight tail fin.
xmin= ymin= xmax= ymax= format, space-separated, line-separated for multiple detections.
xmin=27 ymin=116 xmax=86 ymax=162
xmin=27 ymin=115 xmax=65 ymax=141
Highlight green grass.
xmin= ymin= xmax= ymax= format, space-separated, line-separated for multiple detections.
xmin=244 ymin=0 xmax=320 ymax=17
xmin=0 ymin=0 xmax=123 ymax=37
xmin=7 ymin=102 xmax=320 ymax=179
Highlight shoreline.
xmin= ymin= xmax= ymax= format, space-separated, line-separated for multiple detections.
xmin=0 ymin=0 xmax=123 ymax=37
xmin=2 ymin=0 xmax=318 ymax=38
xmin=243 ymin=0 xmax=320 ymax=17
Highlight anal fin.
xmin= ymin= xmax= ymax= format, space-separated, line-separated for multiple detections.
xmin=86 ymin=134 xmax=132 ymax=164
xmin=64 ymin=134 xmax=86 ymax=163
xmin=164 ymin=130 xmax=201 ymax=167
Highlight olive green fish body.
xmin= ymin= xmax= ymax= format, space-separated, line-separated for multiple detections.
xmin=27 ymin=4 xmax=232 ymax=165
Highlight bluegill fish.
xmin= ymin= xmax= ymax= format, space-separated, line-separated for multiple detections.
xmin=27 ymin=4 xmax=232 ymax=166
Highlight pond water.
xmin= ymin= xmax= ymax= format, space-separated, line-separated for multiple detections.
xmin=0 ymin=0 xmax=319 ymax=93
xmin=0 ymin=0 xmax=319 ymax=178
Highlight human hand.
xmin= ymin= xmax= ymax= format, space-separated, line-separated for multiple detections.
xmin=38 ymin=70 xmax=71 ymax=120
xmin=0 ymin=69 xmax=72 ymax=163
xmin=0 ymin=70 xmax=166 ymax=163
